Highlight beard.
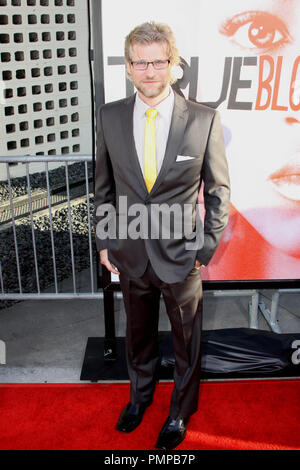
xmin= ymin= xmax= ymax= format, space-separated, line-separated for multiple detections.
xmin=133 ymin=70 xmax=172 ymax=99
xmin=135 ymin=80 xmax=167 ymax=99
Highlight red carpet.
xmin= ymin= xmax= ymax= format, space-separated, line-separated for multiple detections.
xmin=0 ymin=379 xmax=299 ymax=450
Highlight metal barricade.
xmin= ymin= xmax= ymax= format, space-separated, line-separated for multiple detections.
xmin=0 ymin=155 xmax=102 ymax=300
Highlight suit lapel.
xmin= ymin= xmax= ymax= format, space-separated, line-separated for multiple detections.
xmin=149 ymin=92 xmax=189 ymax=196
xmin=120 ymin=94 xmax=148 ymax=197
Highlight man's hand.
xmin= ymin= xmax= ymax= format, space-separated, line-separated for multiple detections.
xmin=100 ymin=249 xmax=120 ymax=275
xmin=194 ymin=260 xmax=202 ymax=270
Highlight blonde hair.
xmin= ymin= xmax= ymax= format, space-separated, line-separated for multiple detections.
xmin=125 ymin=22 xmax=181 ymax=83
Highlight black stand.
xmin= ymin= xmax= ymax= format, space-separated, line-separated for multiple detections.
xmin=81 ymin=266 xmax=300 ymax=381
xmin=81 ymin=328 xmax=300 ymax=381
xmin=80 ymin=334 xmax=176 ymax=382
xmin=97 ymin=263 xmax=117 ymax=362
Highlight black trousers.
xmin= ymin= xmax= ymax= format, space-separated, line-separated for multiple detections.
xmin=119 ymin=261 xmax=203 ymax=419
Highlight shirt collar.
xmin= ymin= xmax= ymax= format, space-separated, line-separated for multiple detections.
xmin=134 ymin=87 xmax=174 ymax=120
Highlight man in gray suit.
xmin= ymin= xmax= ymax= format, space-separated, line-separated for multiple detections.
xmin=94 ymin=22 xmax=230 ymax=449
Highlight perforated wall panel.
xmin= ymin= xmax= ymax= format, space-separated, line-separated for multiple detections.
xmin=0 ymin=0 xmax=92 ymax=163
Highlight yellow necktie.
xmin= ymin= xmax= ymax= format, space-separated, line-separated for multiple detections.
xmin=144 ymin=108 xmax=158 ymax=193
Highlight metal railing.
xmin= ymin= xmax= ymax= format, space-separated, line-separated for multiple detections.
xmin=0 ymin=155 xmax=102 ymax=299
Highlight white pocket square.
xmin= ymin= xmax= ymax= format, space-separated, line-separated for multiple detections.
xmin=176 ymin=155 xmax=195 ymax=162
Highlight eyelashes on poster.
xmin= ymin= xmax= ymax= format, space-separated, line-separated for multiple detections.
xmin=102 ymin=0 xmax=300 ymax=281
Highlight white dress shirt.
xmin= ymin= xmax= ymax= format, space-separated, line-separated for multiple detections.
xmin=133 ymin=88 xmax=175 ymax=177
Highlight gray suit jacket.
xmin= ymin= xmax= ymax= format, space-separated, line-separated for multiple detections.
xmin=94 ymin=91 xmax=230 ymax=283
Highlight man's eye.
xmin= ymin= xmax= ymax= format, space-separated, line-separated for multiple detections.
xmin=220 ymin=11 xmax=291 ymax=53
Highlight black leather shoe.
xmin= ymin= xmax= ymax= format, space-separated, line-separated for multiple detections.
xmin=155 ymin=416 xmax=189 ymax=450
xmin=115 ymin=402 xmax=151 ymax=433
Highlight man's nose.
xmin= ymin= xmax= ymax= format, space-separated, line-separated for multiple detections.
xmin=145 ymin=63 xmax=156 ymax=74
